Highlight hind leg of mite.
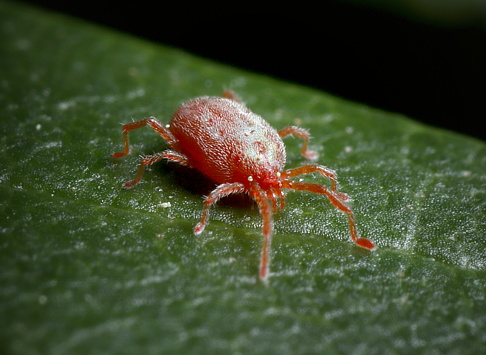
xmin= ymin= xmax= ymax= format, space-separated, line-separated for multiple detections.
xmin=113 ymin=118 xmax=181 ymax=189
xmin=113 ymin=117 xmax=177 ymax=159
xmin=118 ymin=151 xmax=188 ymax=189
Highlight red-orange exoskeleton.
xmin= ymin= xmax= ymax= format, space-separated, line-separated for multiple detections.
xmin=113 ymin=90 xmax=375 ymax=282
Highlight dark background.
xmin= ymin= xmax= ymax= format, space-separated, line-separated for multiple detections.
xmin=24 ymin=0 xmax=486 ymax=141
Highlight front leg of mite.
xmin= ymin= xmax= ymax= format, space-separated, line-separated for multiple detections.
xmin=283 ymin=180 xmax=375 ymax=250
xmin=193 ymin=182 xmax=246 ymax=235
xmin=251 ymin=188 xmax=274 ymax=284
xmin=278 ymin=126 xmax=317 ymax=160
xmin=281 ymin=164 xmax=349 ymax=201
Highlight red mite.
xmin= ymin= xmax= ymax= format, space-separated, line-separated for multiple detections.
xmin=113 ymin=90 xmax=375 ymax=282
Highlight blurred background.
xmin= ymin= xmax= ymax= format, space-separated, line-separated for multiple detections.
xmin=23 ymin=0 xmax=486 ymax=141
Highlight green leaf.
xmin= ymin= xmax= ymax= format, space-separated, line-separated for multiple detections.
xmin=1 ymin=1 xmax=485 ymax=354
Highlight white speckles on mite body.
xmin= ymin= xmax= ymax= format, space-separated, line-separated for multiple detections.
xmin=171 ymin=97 xmax=285 ymax=185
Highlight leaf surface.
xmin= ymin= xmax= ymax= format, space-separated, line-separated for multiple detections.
xmin=0 ymin=2 xmax=485 ymax=354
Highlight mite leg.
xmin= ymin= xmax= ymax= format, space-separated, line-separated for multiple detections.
xmin=113 ymin=117 xmax=178 ymax=159
xmin=281 ymin=164 xmax=348 ymax=200
xmin=252 ymin=188 xmax=274 ymax=283
xmin=121 ymin=152 xmax=165 ymax=189
xmin=221 ymin=89 xmax=243 ymax=103
xmin=120 ymin=150 xmax=190 ymax=189
xmin=266 ymin=187 xmax=286 ymax=213
xmin=113 ymin=118 xmax=182 ymax=189
xmin=278 ymin=126 xmax=317 ymax=160
xmin=283 ymin=181 xmax=375 ymax=250
xmin=193 ymin=182 xmax=246 ymax=235
xmin=162 ymin=149 xmax=190 ymax=166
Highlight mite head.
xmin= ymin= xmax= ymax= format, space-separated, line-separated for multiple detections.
xmin=246 ymin=166 xmax=283 ymax=191
xmin=235 ymin=140 xmax=285 ymax=191
xmin=234 ymin=127 xmax=286 ymax=184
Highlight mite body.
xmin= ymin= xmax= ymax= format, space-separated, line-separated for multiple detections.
xmin=113 ymin=91 xmax=375 ymax=282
